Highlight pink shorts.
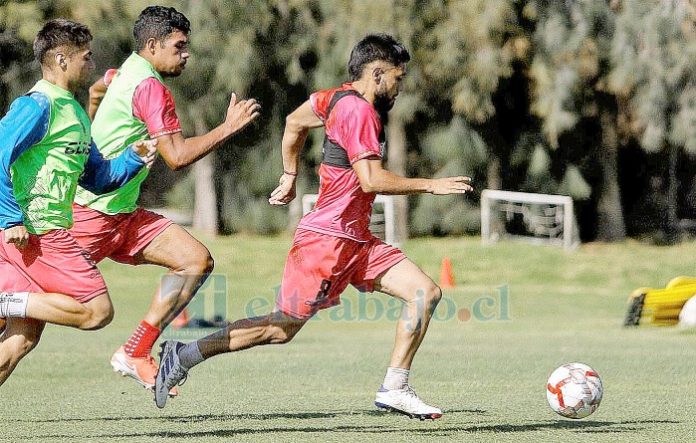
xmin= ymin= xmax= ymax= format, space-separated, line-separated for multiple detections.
xmin=0 ymin=229 xmax=107 ymax=303
xmin=70 ymin=204 xmax=173 ymax=265
xmin=276 ymin=229 xmax=406 ymax=320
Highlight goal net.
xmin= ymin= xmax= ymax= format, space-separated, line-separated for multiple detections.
xmin=481 ymin=190 xmax=579 ymax=251
xmin=302 ymin=194 xmax=399 ymax=247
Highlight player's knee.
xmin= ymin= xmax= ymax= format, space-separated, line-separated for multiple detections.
xmin=424 ymin=285 xmax=442 ymax=309
xmin=80 ymin=305 xmax=114 ymax=330
xmin=204 ymin=253 xmax=215 ymax=275
xmin=187 ymin=248 xmax=214 ymax=276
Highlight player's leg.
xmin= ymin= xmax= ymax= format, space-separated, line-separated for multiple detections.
xmin=0 ymin=318 xmax=45 ymax=387
xmin=374 ymin=259 xmax=442 ymax=371
xmin=368 ymin=254 xmax=444 ymax=419
xmin=110 ymin=217 xmax=213 ymax=391
xmin=154 ymin=310 xmax=308 ymax=408
xmin=135 ymin=223 xmax=214 ymax=328
xmin=153 ymin=230 xmax=346 ymax=408
xmin=3 ymin=290 xmax=113 ymax=330
xmin=0 ymin=231 xmax=114 ymax=331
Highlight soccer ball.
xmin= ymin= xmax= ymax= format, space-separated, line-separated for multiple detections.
xmin=546 ymin=363 xmax=603 ymax=419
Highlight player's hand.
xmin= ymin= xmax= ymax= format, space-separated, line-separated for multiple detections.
xmin=224 ymin=93 xmax=262 ymax=136
xmin=4 ymin=225 xmax=29 ymax=249
xmin=269 ymin=173 xmax=297 ymax=206
xmin=131 ymin=139 xmax=158 ymax=169
xmin=429 ymin=176 xmax=473 ymax=195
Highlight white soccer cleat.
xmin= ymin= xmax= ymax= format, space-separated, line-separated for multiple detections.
xmin=154 ymin=340 xmax=188 ymax=408
xmin=374 ymin=385 xmax=443 ymax=420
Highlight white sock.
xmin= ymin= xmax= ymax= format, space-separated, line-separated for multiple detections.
xmin=383 ymin=367 xmax=410 ymax=390
xmin=0 ymin=292 xmax=29 ymax=318
xmin=178 ymin=342 xmax=204 ymax=370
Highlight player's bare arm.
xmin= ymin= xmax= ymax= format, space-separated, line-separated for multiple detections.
xmin=155 ymin=93 xmax=261 ymax=170
xmin=87 ymin=76 xmax=107 ymax=121
xmin=352 ymin=158 xmax=473 ymax=195
xmin=269 ymin=100 xmax=323 ymax=206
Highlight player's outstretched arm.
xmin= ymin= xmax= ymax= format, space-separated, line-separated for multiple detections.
xmin=352 ymin=158 xmax=473 ymax=196
xmin=269 ymin=100 xmax=323 ymax=206
xmin=155 ymin=93 xmax=261 ymax=171
xmin=79 ymin=140 xmax=157 ymax=194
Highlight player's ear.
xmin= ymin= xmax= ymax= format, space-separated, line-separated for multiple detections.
xmin=146 ymin=38 xmax=158 ymax=55
xmin=372 ymin=67 xmax=385 ymax=85
xmin=55 ymin=52 xmax=68 ymax=71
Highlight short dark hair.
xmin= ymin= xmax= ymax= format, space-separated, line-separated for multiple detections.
xmin=348 ymin=33 xmax=410 ymax=81
xmin=33 ymin=19 xmax=92 ymax=65
xmin=133 ymin=6 xmax=191 ymax=51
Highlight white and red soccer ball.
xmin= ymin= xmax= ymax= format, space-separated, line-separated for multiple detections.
xmin=546 ymin=363 xmax=603 ymax=419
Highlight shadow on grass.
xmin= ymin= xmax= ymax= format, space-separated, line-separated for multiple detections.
xmin=9 ymin=408 xmax=488 ymax=424
xmin=24 ymin=419 xmax=680 ymax=439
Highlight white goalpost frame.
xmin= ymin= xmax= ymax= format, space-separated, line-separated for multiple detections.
xmin=302 ymin=194 xmax=398 ymax=247
xmin=481 ymin=189 xmax=578 ymax=251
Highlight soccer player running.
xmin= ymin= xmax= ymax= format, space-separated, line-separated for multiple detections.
xmin=155 ymin=34 xmax=472 ymax=419
xmin=0 ymin=19 xmax=156 ymax=387
xmin=68 ymin=5 xmax=261 ymax=394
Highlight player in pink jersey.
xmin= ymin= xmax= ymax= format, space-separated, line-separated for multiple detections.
xmin=155 ymin=34 xmax=472 ymax=419
xmin=71 ymin=6 xmax=261 ymax=394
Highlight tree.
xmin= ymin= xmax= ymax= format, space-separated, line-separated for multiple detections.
xmin=406 ymin=0 xmax=536 ymax=235
xmin=529 ymin=0 xmax=625 ymax=241
xmin=610 ymin=0 xmax=696 ymax=243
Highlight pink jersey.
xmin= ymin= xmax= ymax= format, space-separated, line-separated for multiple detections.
xmin=132 ymin=77 xmax=182 ymax=137
xmin=297 ymin=84 xmax=385 ymax=242
xmin=103 ymin=70 xmax=182 ymax=138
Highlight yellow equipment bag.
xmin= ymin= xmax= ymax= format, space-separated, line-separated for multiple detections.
xmin=624 ymin=276 xmax=696 ymax=326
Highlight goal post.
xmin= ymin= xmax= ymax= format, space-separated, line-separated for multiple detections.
xmin=302 ymin=194 xmax=399 ymax=247
xmin=481 ymin=190 xmax=579 ymax=251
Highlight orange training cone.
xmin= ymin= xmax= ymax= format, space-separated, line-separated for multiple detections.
xmin=171 ymin=308 xmax=190 ymax=329
xmin=439 ymin=257 xmax=455 ymax=289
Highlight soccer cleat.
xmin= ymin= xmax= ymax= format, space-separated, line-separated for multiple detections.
xmin=154 ymin=340 xmax=189 ymax=409
xmin=111 ymin=346 xmax=178 ymax=396
xmin=374 ymin=385 xmax=443 ymax=420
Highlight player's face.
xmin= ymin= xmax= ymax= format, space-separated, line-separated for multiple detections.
xmin=374 ymin=63 xmax=406 ymax=113
xmin=66 ymin=44 xmax=95 ymax=89
xmin=156 ymin=30 xmax=190 ymax=77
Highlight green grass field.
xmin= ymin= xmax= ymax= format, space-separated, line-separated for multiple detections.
xmin=4 ymin=235 xmax=696 ymax=442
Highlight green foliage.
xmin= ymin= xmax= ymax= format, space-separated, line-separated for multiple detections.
xmin=4 ymin=0 xmax=696 ymax=239
xmin=611 ymin=1 xmax=696 ymax=154
xmin=415 ymin=0 xmax=517 ymax=123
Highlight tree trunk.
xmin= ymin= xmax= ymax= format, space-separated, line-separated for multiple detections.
xmin=596 ymin=106 xmax=626 ymax=242
xmin=477 ymin=120 xmax=505 ymax=190
xmin=387 ymin=115 xmax=409 ymax=242
xmin=487 ymin=155 xmax=502 ymax=190
xmin=192 ymin=117 xmax=218 ymax=235
xmin=664 ymin=143 xmax=679 ymax=244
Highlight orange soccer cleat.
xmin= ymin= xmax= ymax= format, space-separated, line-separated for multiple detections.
xmin=111 ymin=346 xmax=178 ymax=397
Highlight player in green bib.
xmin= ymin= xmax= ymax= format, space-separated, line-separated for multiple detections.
xmin=70 ymin=6 xmax=261 ymax=394
xmin=0 ymin=19 xmax=156 ymax=388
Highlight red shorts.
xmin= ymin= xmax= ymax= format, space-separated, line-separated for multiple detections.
xmin=70 ymin=204 xmax=173 ymax=265
xmin=0 ymin=229 xmax=107 ymax=303
xmin=276 ymin=229 xmax=406 ymax=319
